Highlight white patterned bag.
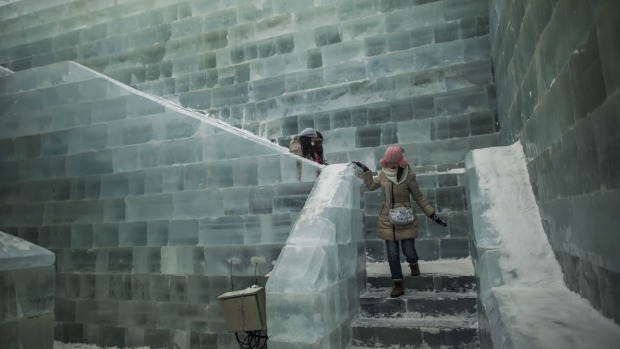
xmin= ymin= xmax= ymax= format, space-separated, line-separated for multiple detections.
xmin=389 ymin=207 xmax=414 ymax=225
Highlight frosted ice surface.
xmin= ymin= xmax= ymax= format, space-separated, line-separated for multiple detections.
xmin=110 ymin=119 xmax=154 ymax=147
xmin=248 ymin=186 xmax=274 ymax=214
xmin=168 ymin=219 xmax=199 ymax=246
xmin=257 ymin=155 xmax=282 ymax=185
xmin=203 ymin=246 xmax=246 ymax=276
xmin=280 ymin=155 xmax=302 ymax=182
xmin=267 ymin=284 xmax=347 ymax=345
xmin=321 ymin=41 xmax=365 ymax=66
xmin=304 ymin=165 xmax=361 ymax=208
xmin=322 ymin=128 xmax=356 ymax=152
xmin=199 ymin=216 xmax=245 ymax=246
xmin=126 ymin=193 xmax=173 ymax=221
xmin=258 ymin=213 xmax=295 ymax=244
xmin=387 ymin=1 xmax=443 ymax=32
xmin=476 ymin=249 xmax=503 ymax=299
xmin=367 ymin=50 xmax=416 ymax=79
xmin=299 ymin=161 xmax=320 ymax=181
xmin=0 ymin=231 xmax=55 ymax=270
xmin=269 ymin=245 xmax=337 ymax=292
xmin=223 ymin=187 xmax=250 ymax=215
xmin=232 ymin=159 xmax=258 ymax=187
xmin=8 ymin=265 xmax=55 ymax=315
xmin=173 ymin=190 xmax=224 ymax=218
xmin=206 ymin=162 xmax=233 ymax=188
xmin=158 ymin=138 xmax=202 ymax=166
xmin=160 ymin=246 xmax=179 ymax=274
xmin=288 ymin=217 xmax=336 ymax=246
xmin=327 ymin=181 xmax=358 ymax=208
xmin=397 ymin=119 xmax=432 ymax=142
xmin=176 ymin=246 xmax=205 ymax=274
xmin=243 ymin=215 xmax=263 ymax=245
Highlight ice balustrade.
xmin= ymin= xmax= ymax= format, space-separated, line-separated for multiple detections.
xmin=465 ymin=143 xmax=620 ymax=348
xmin=266 ymin=163 xmax=366 ymax=349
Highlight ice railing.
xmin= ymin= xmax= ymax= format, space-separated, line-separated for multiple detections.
xmin=265 ymin=163 xmax=366 ymax=349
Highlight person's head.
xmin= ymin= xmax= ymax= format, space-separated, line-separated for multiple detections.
xmin=298 ymin=128 xmax=317 ymax=157
xmin=380 ymin=146 xmax=408 ymax=170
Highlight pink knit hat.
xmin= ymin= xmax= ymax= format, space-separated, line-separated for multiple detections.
xmin=380 ymin=146 xmax=408 ymax=168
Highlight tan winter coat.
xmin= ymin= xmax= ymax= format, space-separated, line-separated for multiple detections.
xmin=363 ymin=167 xmax=436 ymax=241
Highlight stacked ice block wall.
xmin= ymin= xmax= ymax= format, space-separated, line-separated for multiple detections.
xmin=0 ymin=61 xmax=322 ymax=348
xmin=266 ymin=164 xmax=365 ymax=349
xmin=0 ymin=0 xmax=499 ymax=169
xmin=0 ymin=0 xmax=501 ymax=269
xmin=0 ymin=231 xmax=56 ymax=349
xmin=489 ymin=0 xmax=620 ymax=324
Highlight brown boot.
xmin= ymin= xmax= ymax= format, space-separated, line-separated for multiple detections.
xmin=409 ymin=262 xmax=420 ymax=276
xmin=390 ymin=279 xmax=404 ymax=298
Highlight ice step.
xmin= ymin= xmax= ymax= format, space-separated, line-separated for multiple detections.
xmin=360 ymin=290 xmax=477 ymax=318
xmin=350 ymin=316 xmax=479 ymax=349
xmin=365 ymin=260 xmax=476 ymax=292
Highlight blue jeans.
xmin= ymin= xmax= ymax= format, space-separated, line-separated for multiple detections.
xmin=385 ymin=238 xmax=419 ymax=280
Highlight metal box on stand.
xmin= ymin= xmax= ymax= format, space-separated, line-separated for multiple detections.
xmin=217 ymin=286 xmax=267 ymax=333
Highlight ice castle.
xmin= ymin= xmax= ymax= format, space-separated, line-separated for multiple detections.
xmin=1 ymin=0 xmax=619 ymax=348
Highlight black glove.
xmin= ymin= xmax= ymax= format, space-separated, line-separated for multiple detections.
xmin=430 ymin=213 xmax=447 ymax=227
xmin=352 ymin=161 xmax=369 ymax=172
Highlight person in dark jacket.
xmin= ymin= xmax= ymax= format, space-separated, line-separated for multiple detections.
xmin=354 ymin=146 xmax=447 ymax=298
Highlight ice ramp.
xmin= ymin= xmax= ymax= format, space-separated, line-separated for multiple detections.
xmin=466 ymin=142 xmax=620 ymax=349
xmin=0 ymin=61 xmax=322 ymax=348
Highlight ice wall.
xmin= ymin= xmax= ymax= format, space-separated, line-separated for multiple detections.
xmin=0 ymin=61 xmax=321 ymax=348
xmin=0 ymin=0 xmax=502 ymax=273
xmin=0 ymin=231 xmax=56 ymax=349
xmin=0 ymin=0 xmax=506 ymax=346
xmin=489 ymin=0 xmax=620 ymax=324
xmin=0 ymin=0 xmax=499 ymax=170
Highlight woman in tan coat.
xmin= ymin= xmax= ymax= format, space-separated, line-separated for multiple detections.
xmin=354 ymin=146 xmax=447 ymax=297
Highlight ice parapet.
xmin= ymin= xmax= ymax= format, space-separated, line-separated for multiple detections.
xmin=466 ymin=142 xmax=620 ymax=349
xmin=266 ymin=164 xmax=366 ymax=348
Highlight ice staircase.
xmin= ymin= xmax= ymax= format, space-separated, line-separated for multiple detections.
xmin=333 ymin=0 xmax=497 ymax=345
xmin=351 ymin=259 xmax=478 ymax=348
xmin=348 ymin=170 xmax=480 ymax=348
